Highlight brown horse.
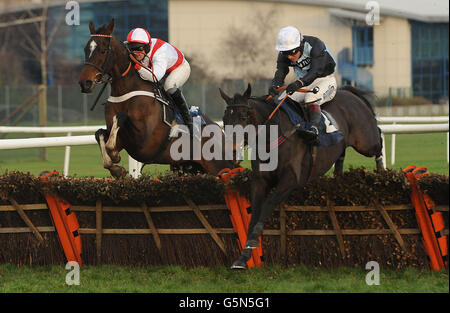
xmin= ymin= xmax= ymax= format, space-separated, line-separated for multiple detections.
xmin=78 ymin=19 xmax=234 ymax=178
xmin=220 ymin=84 xmax=384 ymax=269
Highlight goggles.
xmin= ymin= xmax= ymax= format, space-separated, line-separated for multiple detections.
xmin=282 ymin=47 xmax=301 ymax=56
xmin=130 ymin=45 xmax=145 ymax=52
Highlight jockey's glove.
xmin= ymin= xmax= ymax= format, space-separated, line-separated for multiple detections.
xmin=134 ymin=63 xmax=142 ymax=70
xmin=268 ymin=85 xmax=279 ymax=97
xmin=286 ymin=80 xmax=304 ymax=94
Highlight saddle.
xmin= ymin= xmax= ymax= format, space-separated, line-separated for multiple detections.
xmin=274 ymin=97 xmax=344 ymax=147
xmin=155 ymin=87 xmax=206 ymax=133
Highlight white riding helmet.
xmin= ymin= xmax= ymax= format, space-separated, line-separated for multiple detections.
xmin=275 ymin=26 xmax=303 ymax=51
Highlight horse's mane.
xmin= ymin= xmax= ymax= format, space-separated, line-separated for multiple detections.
xmin=339 ymin=85 xmax=376 ymax=117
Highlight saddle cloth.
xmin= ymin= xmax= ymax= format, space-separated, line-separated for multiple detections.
xmin=278 ymin=98 xmax=344 ymax=147
xmin=172 ymin=106 xmax=206 ymax=126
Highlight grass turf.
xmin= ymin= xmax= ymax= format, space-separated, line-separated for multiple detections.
xmin=0 ymin=264 xmax=448 ymax=293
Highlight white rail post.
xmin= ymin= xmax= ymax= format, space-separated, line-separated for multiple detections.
xmin=391 ymin=122 xmax=396 ymax=165
xmin=128 ymin=155 xmax=143 ymax=178
xmin=63 ymin=132 xmax=72 ymax=177
xmin=381 ymin=132 xmax=386 ymax=169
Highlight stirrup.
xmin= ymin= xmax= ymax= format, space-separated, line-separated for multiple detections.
xmin=309 ymin=125 xmax=319 ymax=136
xmin=297 ymin=125 xmax=319 ymax=144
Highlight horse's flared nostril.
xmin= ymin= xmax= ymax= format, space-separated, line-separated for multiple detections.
xmin=79 ymin=80 xmax=93 ymax=93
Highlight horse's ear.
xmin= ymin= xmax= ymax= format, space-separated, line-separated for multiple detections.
xmin=219 ymin=88 xmax=232 ymax=105
xmin=89 ymin=21 xmax=95 ymax=34
xmin=243 ymin=83 xmax=251 ymax=99
xmin=106 ymin=19 xmax=115 ymax=34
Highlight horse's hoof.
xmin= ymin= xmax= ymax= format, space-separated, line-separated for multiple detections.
xmin=244 ymin=239 xmax=259 ymax=249
xmin=110 ymin=166 xmax=127 ymax=179
xmin=230 ymin=260 xmax=248 ymax=270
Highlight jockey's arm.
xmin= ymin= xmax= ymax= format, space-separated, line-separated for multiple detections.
xmin=136 ymin=46 xmax=168 ymax=82
xmin=301 ymin=39 xmax=336 ymax=86
xmin=271 ymin=53 xmax=290 ymax=87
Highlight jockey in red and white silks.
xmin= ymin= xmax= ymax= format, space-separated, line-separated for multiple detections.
xmin=125 ymin=27 xmax=192 ymax=130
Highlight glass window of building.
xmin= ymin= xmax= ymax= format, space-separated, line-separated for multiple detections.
xmin=411 ymin=21 xmax=449 ymax=103
xmin=352 ymin=26 xmax=374 ymax=66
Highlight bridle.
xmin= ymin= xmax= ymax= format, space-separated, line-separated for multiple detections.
xmin=83 ymin=33 xmax=132 ymax=111
xmin=84 ymin=33 xmax=132 ymax=84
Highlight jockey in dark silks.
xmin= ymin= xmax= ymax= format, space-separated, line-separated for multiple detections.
xmin=269 ymin=26 xmax=337 ymax=141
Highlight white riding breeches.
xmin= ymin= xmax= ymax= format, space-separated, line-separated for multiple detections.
xmin=289 ymin=74 xmax=337 ymax=106
xmin=164 ymin=59 xmax=191 ymax=94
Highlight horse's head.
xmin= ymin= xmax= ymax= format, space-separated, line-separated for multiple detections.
xmin=220 ymin=84 xmax=257 ymax=159
xmin=79 ymin=19 xmax=115 ymax=93
xmin=220 ymin=83 xmax=256 ymax=128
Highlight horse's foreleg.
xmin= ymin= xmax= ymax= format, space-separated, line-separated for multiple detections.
xmin=105 ymin=114 xmax=124 ymax=163
xmin=245 ymin=172 xmax=297 ymax=249
xmin=231 ymin=177 xmax=269 ymax=270
xmin=95 ymin=128 xmax=127 ymax=179
xmin=96 ymin=129 xmax=113 ymax=168
xmin=333 ymin=151 xmax=346 ymax=177
xmin=375 ymin=127 xmax=385 ymax=172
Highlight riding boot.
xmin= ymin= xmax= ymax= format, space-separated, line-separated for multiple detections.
xmin=304 ymin=105 xmax=321 ymax=144
xmin=171 ymin=88 xmax=193 ymax=134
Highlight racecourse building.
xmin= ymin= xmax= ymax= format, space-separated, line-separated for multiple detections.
xmin=0 ymin=0 xmax=448 ymax=103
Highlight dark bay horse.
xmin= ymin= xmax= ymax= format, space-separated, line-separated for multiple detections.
xmin=220 ymin=84 xmax=384 ymax=269
xmin=78 ymin=19 xmax=233 ymax=178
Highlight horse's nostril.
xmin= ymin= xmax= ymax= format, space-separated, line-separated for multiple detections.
xmin=79 ymin=80 xmax=93 ymax=93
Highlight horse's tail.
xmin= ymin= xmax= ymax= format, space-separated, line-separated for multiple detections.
xmin=340 ymin=85 xmax=376 ymax=117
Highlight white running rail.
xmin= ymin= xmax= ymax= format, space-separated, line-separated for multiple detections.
xmin=377 ymin=116 xmax=449 ymax=168
xmin=0 ymin=117 xmax=448 ymax=177
xmin=0 ymin=125 xmax=140 ymax=178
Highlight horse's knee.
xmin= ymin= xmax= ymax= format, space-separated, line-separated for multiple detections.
xmin=106 ymin=114 xmax=123 ymax=152
xmin=95 ymin=129 xmax=108 ymax=144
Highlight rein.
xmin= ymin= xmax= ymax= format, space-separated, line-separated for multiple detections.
xmin=128 ymin=52 xmax=159 ymax=83
xmin=265 ymin=86 xmax=317 ymax=123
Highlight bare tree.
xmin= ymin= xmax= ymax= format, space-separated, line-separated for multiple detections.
xmin=0 ymin=1 xmax=64 ymax=159
xmin=219 ymin=8 xmax=280 ymax=81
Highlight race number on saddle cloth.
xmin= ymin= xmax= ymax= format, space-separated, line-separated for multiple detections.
xmin=125 ymin=28 xmax=194 ymax=133
xmin=269 ymin=26 xmax=337 ymax=143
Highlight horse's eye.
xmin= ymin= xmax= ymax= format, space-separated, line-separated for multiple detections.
xmin=101 ymin=49 xmax=107 ymax=54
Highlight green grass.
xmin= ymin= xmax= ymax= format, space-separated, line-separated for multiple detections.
xmin=0 ymin=133 xmax=448 ymax=177
xmin=0 ymin=264 xmax=447 ymax=293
